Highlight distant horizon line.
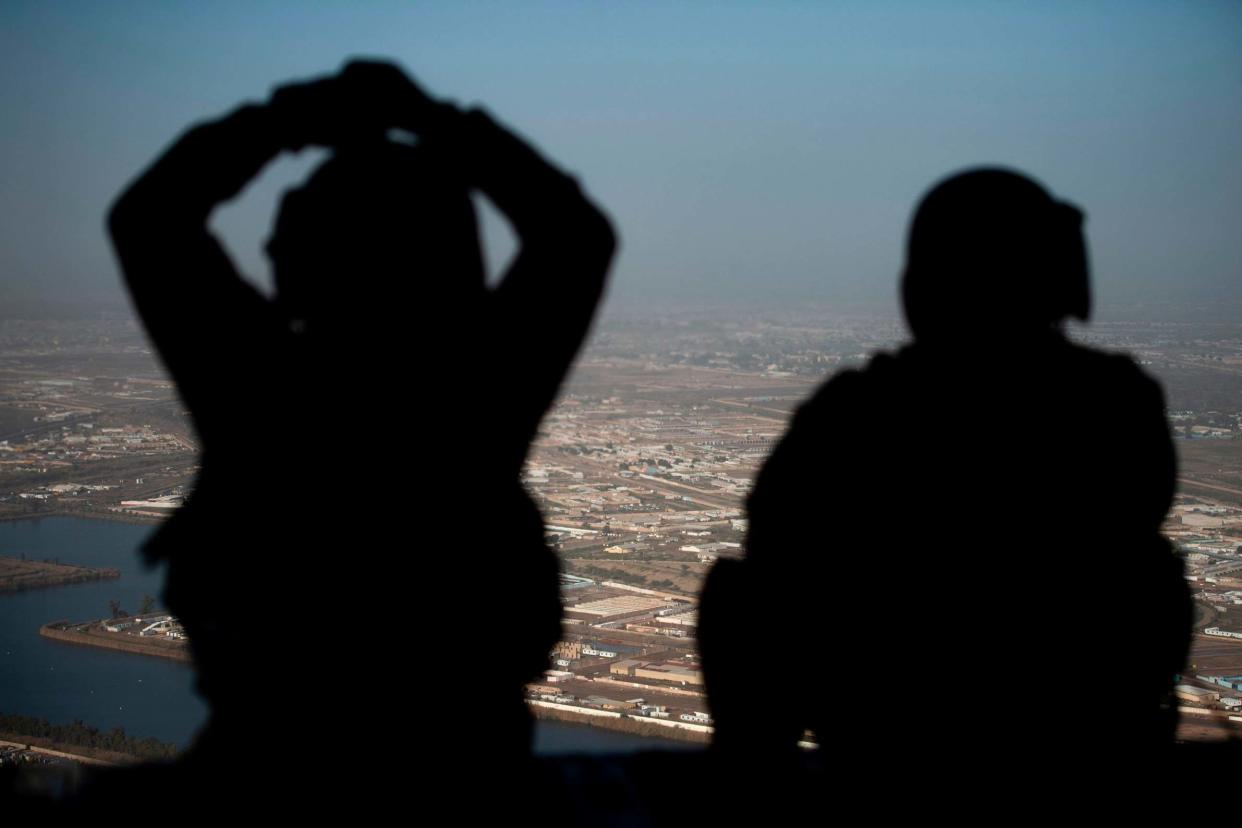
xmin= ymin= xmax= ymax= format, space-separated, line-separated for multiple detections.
xmin=2 ymin=290 xmax=1241 ymax=326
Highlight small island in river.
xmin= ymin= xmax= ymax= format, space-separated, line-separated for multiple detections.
xmin=0 ymin=556 xmax=120 ymax=593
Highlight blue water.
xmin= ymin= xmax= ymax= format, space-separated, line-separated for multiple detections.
xmin=533 ymin=718 xmax=699 ymax=755
xmin=0 ymin=517 xmax=207 ymax=745
xmin=0 ymin=517 xmax=693 ymax=754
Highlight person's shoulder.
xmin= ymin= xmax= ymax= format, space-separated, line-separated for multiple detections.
xmin=786 ymin=350 xmax=904 ymax=438
xmin=796 ymin=367 xmax=863 ymax=424
xmin=753 ymin=352 xmax=902 ymax=500
xmin=1062 ymin=340 xmax=1164 ymax=400
xmin=802 ymin=350 xmax=902 ymax=405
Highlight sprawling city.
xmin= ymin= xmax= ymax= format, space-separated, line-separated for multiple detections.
xmin=2 ymin=306 xmax=1241 ymax=769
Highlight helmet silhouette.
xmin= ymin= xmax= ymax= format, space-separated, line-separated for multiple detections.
xmin=901 ymin=167 xmax=1090 ymax=345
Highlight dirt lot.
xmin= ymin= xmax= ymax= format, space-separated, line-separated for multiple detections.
xmin=1178 ymin=440 xmax=1242 ymax=505
xmin=562 ymin=558 xmax=709 ymax=596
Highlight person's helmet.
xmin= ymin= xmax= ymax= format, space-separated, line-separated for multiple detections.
xmin=900 ymin=167 xmax=1090 ymax=345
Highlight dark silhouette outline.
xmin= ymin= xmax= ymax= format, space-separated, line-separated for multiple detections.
xmin=0 ymin=61 xmax=1209 ymax=814
xmin=700 ymin=168 xmax=1191 ymax=801
xmin=69 ymin=60 xmax=615 ymax=812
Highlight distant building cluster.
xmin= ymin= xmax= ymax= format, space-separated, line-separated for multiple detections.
xmin=1 ymin=422 xmax=190 ymax=465
xmin=1172 ymin=496 xmax=1242 ymax=663
xmin=101 ymin=613 xmax=186 ymax=640
xmin=527 ymin=574 xmax=712 ymax=726
xmin=6 ymin=312 xmax=1242 ymax=743
xmin=565 ymin=595 xmax=674 ymax=622
xmin=1176 ymin=677 xmax=1242 ymax=713
xmin=0 ymin=331 xmax=197 ymax=521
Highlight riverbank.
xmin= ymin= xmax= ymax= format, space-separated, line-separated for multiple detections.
xmin=529 ymin=700 xmax=710 ymax=747
xmin=0 ymin=506 xmax=165 ymax=527
xmin=40 ymin=621 xmax=191 ymax=663
xmin=0 ymin=711 xmax=179 ymax=764
xmin=3 ymin=514 xmax=703 ymax=754
xmin=0 ymin=517 xmax=205 ymax=746
xmin=0 ymin=735 xmax=135 ymax=767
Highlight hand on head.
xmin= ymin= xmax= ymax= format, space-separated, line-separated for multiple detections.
xmin=267 ymin=59 xmax=442 ymax=151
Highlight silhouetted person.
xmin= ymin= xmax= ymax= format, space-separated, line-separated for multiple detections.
xmin=101 ymin=61 xmax=615 ymax=809
xmin=699 ymin=168 xmax=1189 ymax=802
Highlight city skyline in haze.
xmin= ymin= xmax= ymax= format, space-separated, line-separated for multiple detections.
xmin=1 ymin=2 xmax=1240 ymax=322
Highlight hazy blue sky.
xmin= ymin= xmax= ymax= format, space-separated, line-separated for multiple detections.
xmin=1 ymin=2 xmax=1239 ymax=317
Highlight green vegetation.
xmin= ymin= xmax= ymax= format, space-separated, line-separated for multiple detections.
xmin=579 ymin=564 xmax=647 ymax=585
xmin=0 ymin=713 xmax=179 ymax=761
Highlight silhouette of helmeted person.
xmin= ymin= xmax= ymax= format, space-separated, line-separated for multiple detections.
xmin=699 ymin=169 xmax=1189 ymax=796
xmin=105 ymin=61 xmax=615 ymax=805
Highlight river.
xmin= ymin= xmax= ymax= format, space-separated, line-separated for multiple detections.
xmin=0 ymin=516 xmax=695 ymax=755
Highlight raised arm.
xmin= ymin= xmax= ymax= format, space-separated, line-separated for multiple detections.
xmin=423 ymin=102 xmax=617 ymax=411
xmin=107 ymin=104 xmax=286 ymax=419
xmin=274 ymin=59 xmax=616 ymax=418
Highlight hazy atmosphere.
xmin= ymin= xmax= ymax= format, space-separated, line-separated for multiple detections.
xmin=1 ymin=2 xmax=1240 ymax=318
xmin=6 ymin=4 xmax=1242 ymax=805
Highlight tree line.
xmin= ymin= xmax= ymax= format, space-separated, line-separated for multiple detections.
xmin=0 ymin=712 xmax=179 ymax=761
